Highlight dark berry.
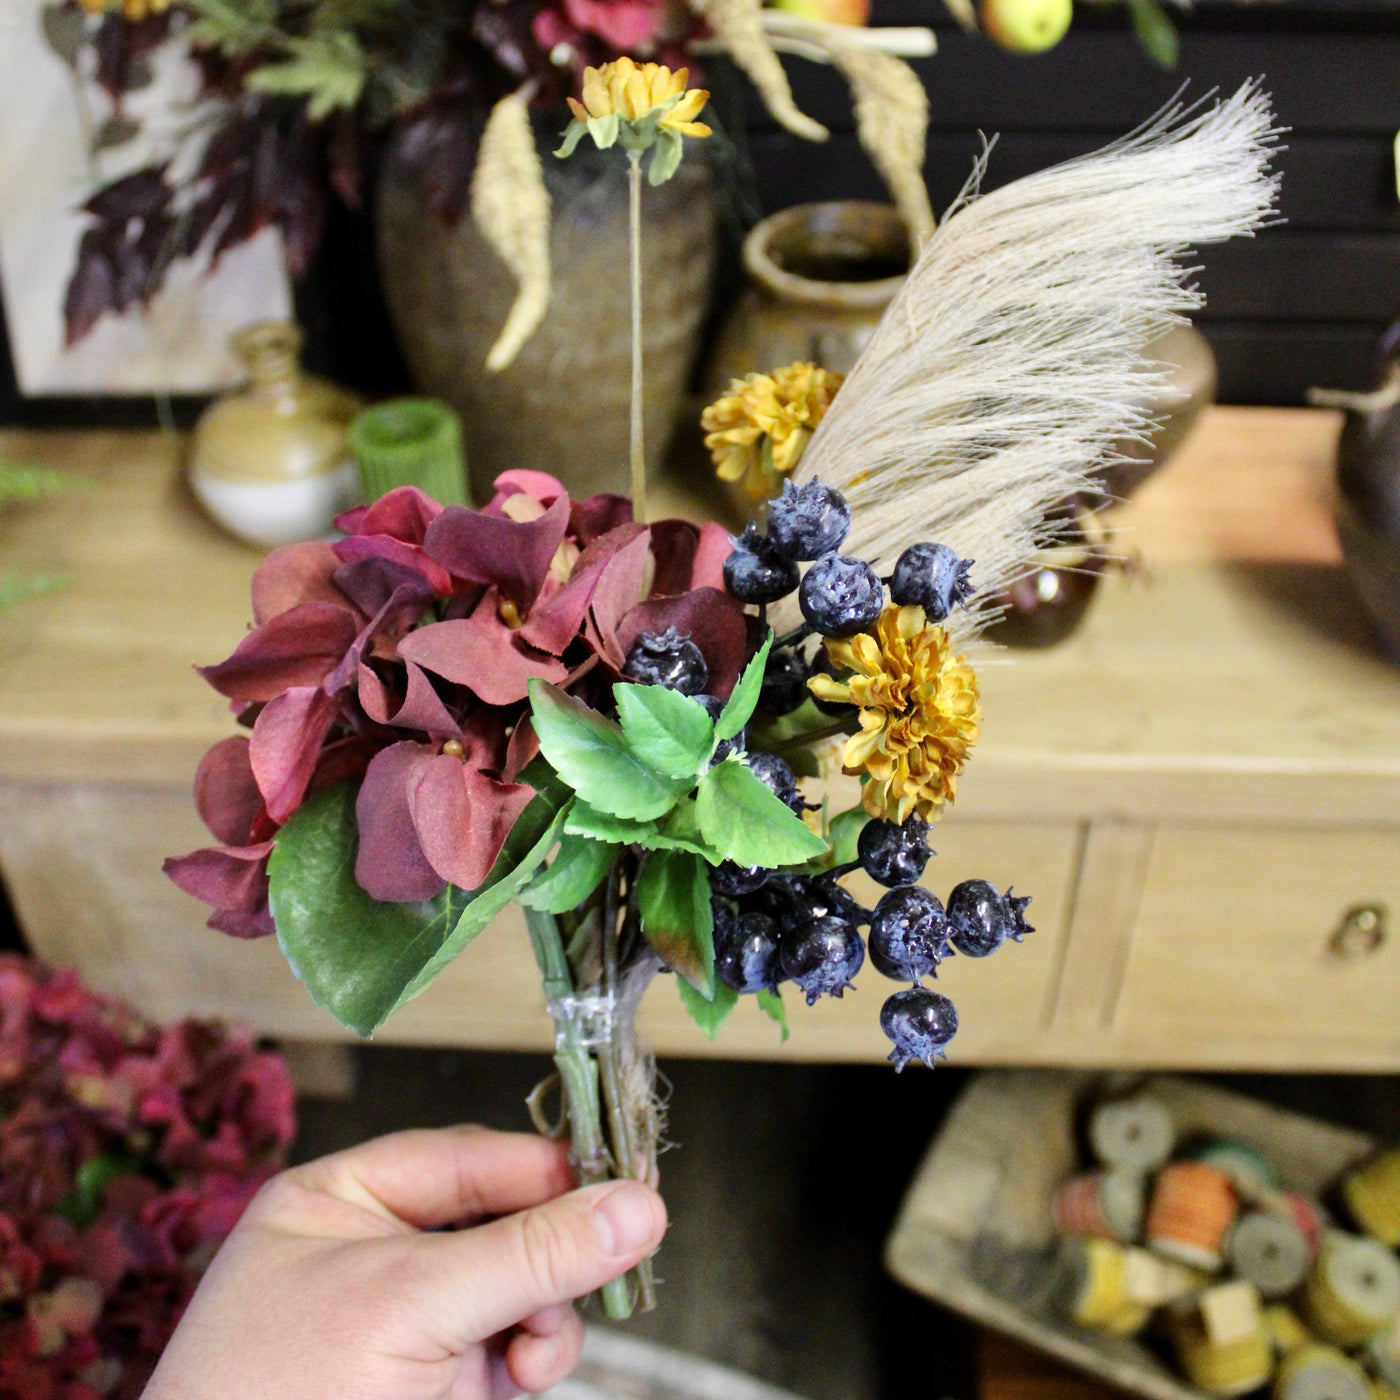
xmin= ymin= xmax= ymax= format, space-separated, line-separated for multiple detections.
xmin=779 ymin=915 xmax=865 ymax=1005
xmin=889 ymin=543 xmax=974 ymax=622
xmin=807 ymin=649 xmax=858 ymax=718
xmin=869 ymin=886 xmax=947 ymax=982
xmin=946 ymin=879 xmax=1034 ymax=957
xmin=858 ymin=817 xmax=933 ymax=888
xmin=746 ymin=752 xmax=808 ymax=814
xmin=767 ymin=479 xmax=851 ymax=561
xmin=695 ymin=695 xmax=744 ymax=762
xmin=759 ymin=648 xmax=810 ymax=717
xmin=722 ymin=524 xmax=800 ymax=605
xmin=881 ymin=988 xmax=958 ymax=1071
xmin=808 ymin=876 xmax=872 ymax=929
xmin=710 ymin=861 xmax=767 ymax=897
xmin=624 ymin=627 xmax=708 ymax=695
xmin=799 ymin=553 xmax=884 ymax=638
xmin=716 ymin=911 xmax=782 ymax=994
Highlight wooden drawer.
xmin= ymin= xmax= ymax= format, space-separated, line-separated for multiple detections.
xmin=1111 ymin=825 xmax=1400 ymax=1068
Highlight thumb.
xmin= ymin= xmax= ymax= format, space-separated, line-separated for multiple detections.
xmin=419 ymin=1179 xmax=666 ymax=1342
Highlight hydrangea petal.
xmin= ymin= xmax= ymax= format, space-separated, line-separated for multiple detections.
xmin=163 ymin=842 xmax=276 ymax=940
xmin=691 ymin=521 xmax=734 ymax=591
xmin=249 ymin=686 xmax=340 ymax=824
xmin=423 ymin=493 xmax=571 ymax=610
xmin=353 ymin=742 xmax=446 ymax=902
xmin=197 ymin=602 xmax=359 ymax=703
xmin=582 ymin=530 xmax=654 ymax=669
xmin=409 ymin=758 xmax=536 ymax=892
xmin=357 ymin=660 xmax=461 ymax=737
xmin=335 ymin=485 xmax=443 ymax=542
xmin=193 ymin=736 xmax=264 ymax=846
xmin=251 ymin=541 xmax=345 ymax=625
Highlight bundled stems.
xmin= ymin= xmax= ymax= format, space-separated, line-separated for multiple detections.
xmin=628 ymin=153 xmax=647 ymax=523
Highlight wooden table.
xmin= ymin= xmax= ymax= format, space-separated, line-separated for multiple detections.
xmin=2 ymin=409 xmax=1399 ymax=1066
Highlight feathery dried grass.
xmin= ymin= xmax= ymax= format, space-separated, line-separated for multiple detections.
xmin=471 ymin=92 xmax=552 ymax=373
xmin=790 ymin=85 xmax=1281 ymax=639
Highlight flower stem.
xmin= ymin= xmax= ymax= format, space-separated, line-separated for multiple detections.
xmin=627 ymin=152 xmax=646 ymax=524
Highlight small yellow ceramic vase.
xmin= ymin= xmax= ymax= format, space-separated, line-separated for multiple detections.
xmin=188 ymin=322 xmax=363 ymax=548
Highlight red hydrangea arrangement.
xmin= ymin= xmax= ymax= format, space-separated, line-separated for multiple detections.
xmin=0 ymin=957 xmax=295 ymax=1398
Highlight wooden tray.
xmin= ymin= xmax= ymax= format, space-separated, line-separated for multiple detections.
xmin=884 ymin=1070 xmax=1377 ymax=1400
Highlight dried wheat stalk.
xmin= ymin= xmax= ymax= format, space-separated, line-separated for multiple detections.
xmin=471 ymin=92 xmax=552 ymax=372
xmin=790 ymin=84 xmax=1281 ymax=639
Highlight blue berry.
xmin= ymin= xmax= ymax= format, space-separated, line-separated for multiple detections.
xmin=695 ymin=695 xmax=744 ymax=762
xmin=808 ymin=876 xmax=872 ymax=929
xmin=759 ymin=648 xmax=810 ymax=716
xmin=858 ymin=817 xmax=933 ymax=888
xmin=946 ymin=879 xmax=1033 ymax=957
xmin=624 ymin=627 xmax=708 ymax=695
xmin=889 ymin=543 xmax=974 ymax=622
xmin=869 ymin=886 xmax=947 ymax=982
xmin=767 ymin=479 xmax=851 ymax=561
xmin=799 ymin=553 xmax=884 ymax=638
xmin=881 ymin=988 xmax=958 ymax=1071
xmin=722 ymin=524 xmax=800 ymax=605
xmin=779 ymin=915 xmax=865 ymax=1005
xmin=716 ymin=911 xmax=782 ymax=994
xmin=710 ymin=861 xmax=768 ymax=896
xmin=746 ymin=751 xmax=808 ymax=814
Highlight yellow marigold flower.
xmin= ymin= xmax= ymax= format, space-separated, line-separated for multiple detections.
xmin=808 ymin=604 xmax=980 ymax=824
xmin=77 ymin=0 xmax=170 ymax=16
xmin=701 ymin=362 xmax=843 ymax=501
xmin=566 ymin=59 xmax=712 ymax=138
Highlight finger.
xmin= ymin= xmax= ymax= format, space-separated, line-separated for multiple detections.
xmin=517 ymin=1302 xmax=574 ymax=1338
xmin=286 ymin=1125 xmax=575 ymax=1230
xmin=421 ymin=1179 xmax=666 ymax=1342
xmin=505 ymin=1307 xmax=585 ymax=1394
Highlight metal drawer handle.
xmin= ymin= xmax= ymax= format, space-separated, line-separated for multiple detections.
xmin=1330 ymin=905 xmax=1388 ymax=961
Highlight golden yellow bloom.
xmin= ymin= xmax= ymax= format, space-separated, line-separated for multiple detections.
xmin=808 ymin=604 xmax=980 ymax=824
xmin=566 ymin=58 xmax=712 ymax=138
xmin=701 ymin=362 xmax=843 ymax=501
xmin=77 ymin=0 xmax=170 ymax=16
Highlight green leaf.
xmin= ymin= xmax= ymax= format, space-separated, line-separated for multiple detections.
xmin=185 ymin=0 xmax=279 ymax=55
xmin=678 ymin=978 xmax=738 ymax=1039
xmin=54 ymin=1152 xmax=136 ymax=1228
xmin=565 ymin=800 xmax=658 ymax=845
xmin=643 ymin=800 xmax=724 ymax=863
xmin=519 ymin=833 xmax=618 ymax=914
xmin=587 ymin=113 xmax=620 ymax=149
xmin=615 ymin=682 xmax=714 ymax=779
xmin=756 ymin=987 xmax=790 ymax=1043
xmin=245 ymin=31 xmax=367 ymax=121
xmin=555 ymin=121 xmax=586 ymax=159
xmin=715 ymin=633 xmax=772 ymax=742
xmin=1126 ymin=0 xmax=1178 ymax=68
xmin=270 ymin=780 xmax=570 ymax=1037
xmin=529 ymin=681 xmax=687 ymax=820
xmin=647 ymin=129 xmax=684 ymax=186
xmin=695 ymin=761 xmax=828 ymax=868
xmin=827 ymin=805 xmax=870 ymax=867
xmin=0 ymin=572 xmax=67 ymax=610
xmin=638 ymin=850 xmax=714 ymax=994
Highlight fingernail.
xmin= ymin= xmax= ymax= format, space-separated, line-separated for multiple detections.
xmin=592 ymin=1183 xmax=658 ymax=1257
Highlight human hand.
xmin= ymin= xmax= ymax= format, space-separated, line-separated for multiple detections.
xmin=142 ymin=1125 xmax=666 ymax=1400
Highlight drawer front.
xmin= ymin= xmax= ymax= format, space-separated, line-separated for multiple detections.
xmin=1112 ymin=826 xmax=1400 ymax=1066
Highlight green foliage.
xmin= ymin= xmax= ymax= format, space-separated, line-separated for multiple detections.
xmin=1125 ymin=0 xmax=1177 ymax=68
xmin=0 ymin=461 xmax=81 ymax=505
xmin=638 ymin=850 xmax=714 ymax=994
xmin=715 ymin=633 xmax=771 ymax=742
xmin=647 ymin=130 xmax=683 ymax=186
xmin=757 ymin=988 xmax=789 ymax=1042
xmin=677 ymin=978 xmax=738 ymax=1039
xmin=245 ymin=30 xmax=368 ymax=119
xmin=269 ymin=779 xmax=570 ymax=1036
xmin=695 ymin=761 xmax=828 ymax=868
xmin=520 ymin=832 xmax=617 ymax=914
xmin=614 ymin=682 xmax=714 ymax=779
xmin=826 ymin=805 xmax=870 ymax=867
xmin=0 ymin=572 xmax=67 ymax=611
xmin=184 ymin=0 xmax=281 ymax=55
xmin=529 ymin=681 xmax=689 ymax=821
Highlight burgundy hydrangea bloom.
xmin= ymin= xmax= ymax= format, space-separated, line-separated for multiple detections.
xmin=168 ymin=470 xmax=739 ymax=922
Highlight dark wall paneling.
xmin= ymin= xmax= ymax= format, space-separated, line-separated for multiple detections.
xmin=1201 ymin=321 xmax=1382 ymax=402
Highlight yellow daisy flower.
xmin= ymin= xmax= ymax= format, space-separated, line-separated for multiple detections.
xmin=566 ymin=59 xmax=712 ymax=138
xmin=808 ymin=604 xmax=980 ymax=824
xmin=701 ymin=362 xmax=843 ymax=501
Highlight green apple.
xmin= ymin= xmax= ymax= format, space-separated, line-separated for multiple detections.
xmin=770 ymin=0 xmax=872 ymax=27
xmin=980 ymin=0 xmax=1072 ymax=52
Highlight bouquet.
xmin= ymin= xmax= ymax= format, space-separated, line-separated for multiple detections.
xmin=166 ymin=66 xmax=1280 ymax=1317
xmin=0 ymin=957 xmax=294 ymax=1398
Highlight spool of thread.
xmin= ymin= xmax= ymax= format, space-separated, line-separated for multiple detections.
xmin=1265 ymin=1305 xmax=1314 ymax=1357
xmin=1053 ymin=1169 xmax=1145 ymax=1243
xmin=1343 ymin=1151 xmax=1400 ymax=1248
xmin=1059 ymin=1237 xmax=1139 ymax=1329
xmin=1147 ymin=1160 xmax=1239 ymax=1269
xmin=1122 ymin=1247 xmax=1210 ymax=1307
xmin=1371 ymin=1381 xmax=1400 ymax=1400
xmin=1302 ymin=1235 xmax=1400 ymax=1348
xmin=1274 ymin=1343 xmax=1372 ymax=1400
xmin=1172 ymin=1286 xmax=1273 ymax=1397
xmin=1089 ymin=1095 xmax=1175 ymax=1171
xmin=1196 ymin=1138 xmax=1283 ymax=1199
xmin=349 ymin=398 xmax=468 ymax=506
xmin=1276 ymin=1192 xmax=1327 ymax=1258
xmin=1365 ymin=1315 xmax=1400 ymax=1388
xmin=1230 ymin=1211 xmax=1313 ymax=1297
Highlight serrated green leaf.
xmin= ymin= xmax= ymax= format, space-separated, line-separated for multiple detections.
xmin=615 ymin=683 xmax=714 ymax=779
xmin=695 ymin=760 xmax=828 ymax=868
xmin=245 ymin=31 xmax=367 ymax=121
xmin=641 ymin=800 xmax=724 ymax=863
xmin=519 ymin=832 xmax=618 ymax=914
xmin=827 ymin=805 xmax=870 ymax=867
xmin=529 ymin=681 xmax=688 ymax=820
xmin=1126 ymin=0 xmax=1178 ymax=68
xmin=715 ymin=633 xmax=772 ymax=742
xmin=270 ymin=779 xmax=569 ymax=1036
xmin=565 ymin=800 xmax=658 ymax=845
xmin=756 ymin=987 xmax=790 ymax=1042
xmin=638 ymin=850 xmax=714 ymax=995
xmin=678 ymin=978 xmax=738 ymax=1039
